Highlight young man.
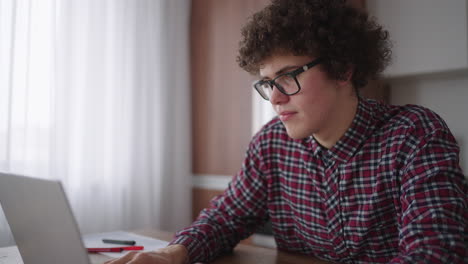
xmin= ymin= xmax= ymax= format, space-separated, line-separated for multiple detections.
xmin=107 ymin=0 xmax=468 ymax=263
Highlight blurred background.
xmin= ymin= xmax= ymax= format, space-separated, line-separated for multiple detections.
xmin=0 ymin=0 xmax=467 ymax=248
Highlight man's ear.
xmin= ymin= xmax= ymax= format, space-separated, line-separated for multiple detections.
xmin=337 ymin=66 xmax=354 ymax=86
xmin=344 ymin=65 xmax=354 ymax=81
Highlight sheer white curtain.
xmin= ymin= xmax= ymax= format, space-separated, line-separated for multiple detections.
xmin=252 ymin=91 xmax=276 ymax=135
xmin=0 ymin=0 xmax=191 ymax=246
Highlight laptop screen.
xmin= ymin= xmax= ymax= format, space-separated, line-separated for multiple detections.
xmin=0 ymin=173 xmax=91 ymax=264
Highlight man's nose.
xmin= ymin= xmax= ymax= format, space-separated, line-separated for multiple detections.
xmin=269 ymin=86 xmax=289 ymax=105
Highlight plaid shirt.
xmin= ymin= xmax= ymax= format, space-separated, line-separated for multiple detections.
xmin=171 ymin=98 xmax=468 ymax=263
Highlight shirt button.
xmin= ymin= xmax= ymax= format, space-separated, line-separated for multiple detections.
xmin=324 ymin=159 xmax=333 ymax=167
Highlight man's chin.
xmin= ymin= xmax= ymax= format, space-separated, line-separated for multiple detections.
xmin=285 ymin=128 xmax=309 ymax=140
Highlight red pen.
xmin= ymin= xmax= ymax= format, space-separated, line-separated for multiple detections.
xmin=87 ymin=246 xmax=144 ymax=253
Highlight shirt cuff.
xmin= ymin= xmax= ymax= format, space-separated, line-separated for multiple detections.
xmin=169 ymin=235 xmax=204 ymax=263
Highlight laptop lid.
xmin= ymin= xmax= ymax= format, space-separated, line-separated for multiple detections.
xmin=0 ymin=173 xmax=91 ymax=264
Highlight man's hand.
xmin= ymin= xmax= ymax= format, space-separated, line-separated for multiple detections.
xmin=104 ymin=244 xmax=189 ymax=264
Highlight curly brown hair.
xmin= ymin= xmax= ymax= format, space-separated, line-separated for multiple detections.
xmin=237 ymin=0 xmax=391 ymax=89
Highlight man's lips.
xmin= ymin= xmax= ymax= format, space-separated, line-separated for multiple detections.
xmin=278 ymin=111 xmax=297 ymax=121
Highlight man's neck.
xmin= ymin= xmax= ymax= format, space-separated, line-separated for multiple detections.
xmin=313 ymin=95 xmax=359 ymax=149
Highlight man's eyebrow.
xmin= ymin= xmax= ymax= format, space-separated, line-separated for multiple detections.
xmin=260 ymin=65 xmax=301 ymax=80
xmin=275 ymin=65 xmax=300 ymax=75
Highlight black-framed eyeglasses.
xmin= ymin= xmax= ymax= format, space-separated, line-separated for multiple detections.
xmin=253 ymin=58 xmax=323 ymax=101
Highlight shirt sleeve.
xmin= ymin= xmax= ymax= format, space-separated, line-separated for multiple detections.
xmin=168 ymin=136 xmax=269 ymax=263
xmin=389 ymin=128 xmax=468 ymax=264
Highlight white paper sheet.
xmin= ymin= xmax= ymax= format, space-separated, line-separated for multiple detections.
xmin=0 ymin=246 xmax=23 ymax=264
xmin=83 ymin=231 xmax=169 ymax=258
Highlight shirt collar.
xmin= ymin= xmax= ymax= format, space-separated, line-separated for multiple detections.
xmin=304 ymin=97 xmax=377 ymax=164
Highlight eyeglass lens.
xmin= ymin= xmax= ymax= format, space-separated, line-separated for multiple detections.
xmin=258 ymin=75 xmax=298 ymax=100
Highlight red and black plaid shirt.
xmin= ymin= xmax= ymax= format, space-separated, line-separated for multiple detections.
xmin=171 ymin=98 xmax=468 ymax=263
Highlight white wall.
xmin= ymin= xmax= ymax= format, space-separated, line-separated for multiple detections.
xmin=369 ymin=0 xmax=468 ymax=176
xmin=389 ymin=71 xmax=468 ymax=175
xmin=367 ymin=0 xmax=468 ymax=77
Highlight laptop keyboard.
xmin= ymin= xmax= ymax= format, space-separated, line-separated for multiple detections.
xmin=0 ymin=245 xmax=110 ymax=264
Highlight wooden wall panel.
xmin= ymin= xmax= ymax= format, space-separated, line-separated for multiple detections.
xmin=191 ymin=0 xmax=269 ymax=176
xmin=348 ymin=0 xmax=366 ymax=10
xmin=361 ymin=80 xmax=390 ymax=102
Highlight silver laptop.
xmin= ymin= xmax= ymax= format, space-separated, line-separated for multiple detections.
xmin=0 ymin=173 xmax=101 ymax=264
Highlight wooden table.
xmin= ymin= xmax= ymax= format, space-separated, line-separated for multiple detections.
xmin=89 ymin=230 xmax=331 ymax=264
